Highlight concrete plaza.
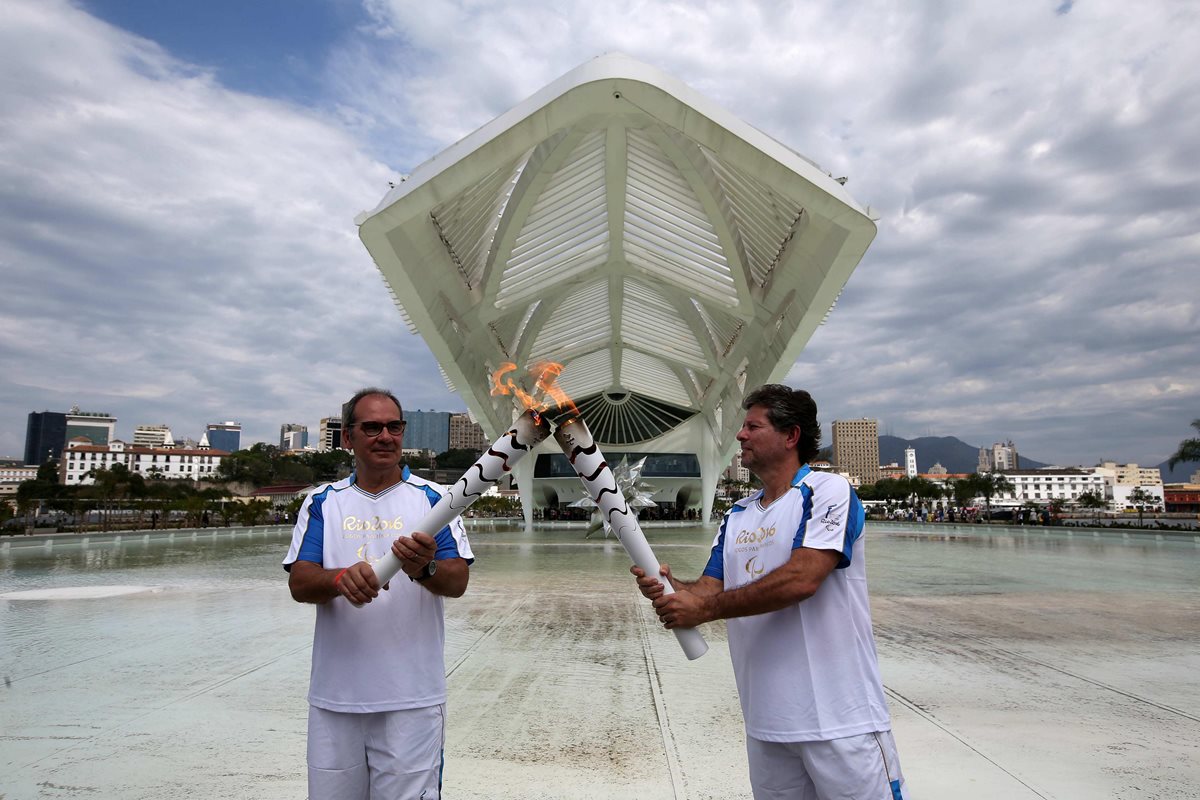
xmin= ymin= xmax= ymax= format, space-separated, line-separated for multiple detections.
xmin=1 ymin=524 xmax=1198 ymax=799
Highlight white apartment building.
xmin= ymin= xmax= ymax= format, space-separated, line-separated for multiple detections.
xmin=993 ymin=468 xmax=1108 ymax=506
xmin=0 ymin=464 xmax=39 ymax=498
xmin=992 ymin=464 xmax=1164 ymax=511
xmin=132 ymin=425 xmax=172 ymax=448
xmin=60 ymin=439 xmax=228 ymax=485
xmin=1094 ymin=463 xmax=1165 ymax=511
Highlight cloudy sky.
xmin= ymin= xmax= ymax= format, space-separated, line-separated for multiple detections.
xmin=1 ymin=0 xmax=1196 ymax=470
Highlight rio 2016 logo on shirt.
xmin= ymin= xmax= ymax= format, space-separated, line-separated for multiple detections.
xmin=734 ymin=525 xmax=776 ymax=545
xmin=343 ymin=515 xmax=405 ymax=532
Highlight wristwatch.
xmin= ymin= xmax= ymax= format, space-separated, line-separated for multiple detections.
xmin=412 ymin=560 xmax=437 ymax=582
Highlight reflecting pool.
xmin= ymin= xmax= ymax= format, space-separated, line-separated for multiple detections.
xmin=2 ymin=524 xmax=1198 ymax=799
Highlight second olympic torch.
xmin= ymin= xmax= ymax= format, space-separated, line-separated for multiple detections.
xmin=553 ymin=415 xmax=709 ymax=661
xmin=368 ymin=410 xmax=551 ymax=587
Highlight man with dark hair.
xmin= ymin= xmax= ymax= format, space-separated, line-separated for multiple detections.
xmin=284 ymin=387 xmax=473 ymax=800
xmin=633 ymin=384 xmax=908 ymax=799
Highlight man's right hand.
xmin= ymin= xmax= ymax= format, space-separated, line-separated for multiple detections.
xmin=630 ymin=563 xmax=673 ymax=601
xmin=333 ymin=561 xmax=382 ymax=606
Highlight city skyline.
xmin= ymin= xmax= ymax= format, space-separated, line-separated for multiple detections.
xmin=7 ymin=401 xmax=1191 ymax=477
xmin=1 ymin=1 xmax=1197 ymax=467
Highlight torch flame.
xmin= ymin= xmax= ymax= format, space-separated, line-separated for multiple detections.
xmin=490 ymin=361 xmax=578 ymax=418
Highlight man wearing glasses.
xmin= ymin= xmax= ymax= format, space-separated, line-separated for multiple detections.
xmin=284 ymin=387 xmax=474 ymax=800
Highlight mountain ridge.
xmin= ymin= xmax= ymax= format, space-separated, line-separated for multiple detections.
xmin=876 ymin=435 xmax=1196 ymax=481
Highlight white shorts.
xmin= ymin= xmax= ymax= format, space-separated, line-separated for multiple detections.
xmin=307 ymin=703 xmax=446 ymax=800
xmin=746 ymin=729 xmax=909 ymax=800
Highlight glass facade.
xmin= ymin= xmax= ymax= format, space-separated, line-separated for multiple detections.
xmin=24 ymin=412 xmax=67 ymax=465
xmin=405 ymin=410 xmax=451 ymax=453
xmin=534 ymin=452 xmax=700 ymax=478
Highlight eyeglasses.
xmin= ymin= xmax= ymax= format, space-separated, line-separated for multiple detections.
xmin=354 ymin=420 xmax=406 ymax=437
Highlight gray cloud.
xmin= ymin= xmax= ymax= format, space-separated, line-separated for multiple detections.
xmin=1 ymin=0 xmax=1197 ymax=470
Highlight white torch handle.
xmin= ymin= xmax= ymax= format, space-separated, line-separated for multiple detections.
xmin=554 ymin=417 xmax=708 ymax=660
xmin=368 ymin=411 xmax=550 ymax=587
xmin=611 ymin=516 xmax=710 ymax=661
xmin=370 ymin=492 xmax=468 ymax=585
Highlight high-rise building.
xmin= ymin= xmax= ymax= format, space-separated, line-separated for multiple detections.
xmin=904 ymin=447 xmax=918 ymax=478
xmin=64 ymin=407 xmax=116 ymax=447
xmin=979 ymin=440 xmax=1020 ymax=472
xmin=133 ymin=425 xmax=172 ymax=448
xmin=318 ymin=417 xmax=343 ymax=452
xmin=205 ymin=421 xmax=241 ymax=453
xmin=25 ymin=411 xmax=67 ymax=465
xmin=449 ymin=413 xmax=488 ymax=453
xmin=405 ymin=410 xmax=451 ymax=453
xmin=280 ymin=423 xmax=308 ymax=451
xmin=831 ymin=418 xmax=880 ymax=486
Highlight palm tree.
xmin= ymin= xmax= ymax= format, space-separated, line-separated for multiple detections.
xmin=1167 ymin=419 xmax=1200 ymax=470
xmin=972 ymin=472 xmax=1016 ymax=522
xmin=1128 ymin=487 xmax=1157 ymax=527
xmin=1077 ymin=490 xmax=1107 ymax=524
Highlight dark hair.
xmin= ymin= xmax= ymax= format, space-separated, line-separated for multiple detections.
xmin=742 ymin=384 xmax=820 ymax=464
xmin=343 ymin=387 xmax=403 ymax=434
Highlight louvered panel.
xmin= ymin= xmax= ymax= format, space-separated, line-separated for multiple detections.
xmin=691 ymin=299 xmax=742 ymax=356
xmin=619 ymin=350 xmax=691 ymax=408
xmin=438 ymin=365 xmax=457 ymax=393
xmin=620 ymin=279 xmax=706 ymax=371
xmin=383 ymin=284 xmax=419 ymax=334
xmin=734 ymin=357 xmax=749 ymax=394
xmin=700 ymin=148 xmax=803 ymax=289
xmin=528 ymin=281 xmax=611 ymax=362
xmin=623 ymin=130 xmax=735 ymax=306
xmin=497 ymin=130 xmax=609 ymax=308
xmin=557 ymin=350 xmax=613 ymax=399
xmin=572 ymin=392 xmax=696 ymax=446
xmin=506 ymin=300 xmax=540 ymax=354
xmin=429 ymin=153 xmax=528 ymax=289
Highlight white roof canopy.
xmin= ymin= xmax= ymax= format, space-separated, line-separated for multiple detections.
xmin=358 ymin=53 xmax=876 ymax=452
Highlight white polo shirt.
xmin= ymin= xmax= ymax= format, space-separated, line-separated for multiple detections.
xmin=283 ymin=468 xmax=473 ymax=713
xmin=703 ymin=466 xmax=891 ymax=741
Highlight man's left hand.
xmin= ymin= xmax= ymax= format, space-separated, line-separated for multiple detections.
xmin=392 ymin=531 xmax=438 ymax=579
xmin=652 ymin=589 xmax=712 ymax=629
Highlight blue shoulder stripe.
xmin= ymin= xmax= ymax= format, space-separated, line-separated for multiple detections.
xmin=295 ymin=483 xmax=343 ymax=565
xmin=702 ymin=502 xmax=748 ymax=580
xmin=837 ymin=488 xmax=866 ymax=569
xmin=791 ymin=483 xmax=815 ymax=549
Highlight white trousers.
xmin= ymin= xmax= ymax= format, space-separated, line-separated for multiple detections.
xmin=746 ymin=729 xmax=909 ymax=800
xmin=307 ymin=704 xmax=445 ymax=800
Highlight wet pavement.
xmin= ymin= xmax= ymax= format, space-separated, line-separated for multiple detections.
xmin=1 ymin=524 xmax=1197 ymax=799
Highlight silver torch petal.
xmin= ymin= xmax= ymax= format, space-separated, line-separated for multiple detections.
xmin=368 ymin=409 xmax=551 ymax=588
xmin=552 ymin=416 xmax=709 ymax=660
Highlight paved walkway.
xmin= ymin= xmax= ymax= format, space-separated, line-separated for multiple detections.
xmin=1 ymin=526 xmax=1197 ymax=798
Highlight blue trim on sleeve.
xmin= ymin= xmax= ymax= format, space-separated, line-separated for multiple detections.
xmin=890 ymin=779 xmax=903 ymax=800
xmin=703 ymin=503 xmax=748 ymax=580
xmin=838 ymin=488 xmax=866 ymax=569
xmin=791 ymin=484 xmax=815 ymax=548
xmin=295 ymin=484 xmax=334 ymax=566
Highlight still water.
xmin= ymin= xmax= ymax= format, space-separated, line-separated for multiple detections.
xmin=2 ymin=524 xmax=1198 ymax=799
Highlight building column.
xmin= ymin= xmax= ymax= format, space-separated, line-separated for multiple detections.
xmin=699 ymin=426 xmax=723 ymax=525
xmin=513 ymin=456 xmax=537 ymax=533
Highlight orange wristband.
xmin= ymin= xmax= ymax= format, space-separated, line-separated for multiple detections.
xmin=333 ymin=567 xmax=349 ymax=591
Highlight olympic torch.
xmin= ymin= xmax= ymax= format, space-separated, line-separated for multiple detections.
xmin=553 ymin=415 xmax=709 ymax=661
xmin=368 ymin=409 xmax=551 ymax=586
